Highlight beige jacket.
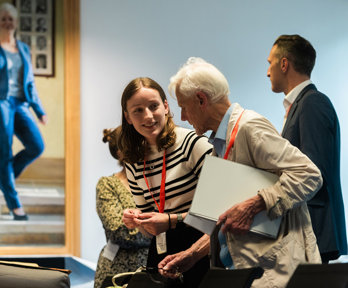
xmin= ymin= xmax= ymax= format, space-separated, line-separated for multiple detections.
xmin=221 ymin=103 xmax=322 ymax=288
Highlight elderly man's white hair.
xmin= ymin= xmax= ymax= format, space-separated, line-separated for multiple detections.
xmin=169 ymin=57 xmax=230 ymax=103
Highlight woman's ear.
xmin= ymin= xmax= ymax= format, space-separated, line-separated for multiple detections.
xmin=164 ymin=100 xmax=169 ymax=115
xmin=124 ymin=112 xmax=132 ymax=125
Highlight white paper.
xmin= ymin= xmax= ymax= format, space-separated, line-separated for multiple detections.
xmin=186 ymin=155 xmax=282 ymax=238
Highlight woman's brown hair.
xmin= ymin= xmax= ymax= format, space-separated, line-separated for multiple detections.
xmin=119 ymin=77 xmax=176 ymax=164
xmin=103 ymin=126 xmax=122 ymax=163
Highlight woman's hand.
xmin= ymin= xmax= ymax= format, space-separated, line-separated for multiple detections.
xmin=136 ymin=212 xmax=170 ymax=236
xmin=122 ymin=208 xmax=142 ymax=229
xmin=39 ymin=115 xmax=48 ymax=125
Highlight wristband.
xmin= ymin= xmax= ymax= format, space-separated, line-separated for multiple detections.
xmin=167 ymin=213 xmax=171 ymax=230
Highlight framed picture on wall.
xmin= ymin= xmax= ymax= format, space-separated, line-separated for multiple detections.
xmin=15 ymin=0 xmax=54 ymax=77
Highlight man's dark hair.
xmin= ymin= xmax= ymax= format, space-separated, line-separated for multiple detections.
xmin=274 ymin=34 xmax=316 ymax=77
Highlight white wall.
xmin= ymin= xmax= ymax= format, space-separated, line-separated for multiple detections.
xmin=80 ymin=0 xmax=348 ymax=263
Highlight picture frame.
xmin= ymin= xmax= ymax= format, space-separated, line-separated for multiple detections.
xmin=15 ymin=0 xmax=54 ymax=77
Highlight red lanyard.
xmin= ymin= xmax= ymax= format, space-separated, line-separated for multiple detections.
xmin=223 ymin=110 xmax=245 ymax=159
xmin=143 ymin=150 xmax=166 ymax=213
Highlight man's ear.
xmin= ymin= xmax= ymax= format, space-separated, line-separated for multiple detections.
xmin=124 ymin=111 xmax=132 ymax=125
xmin=196 ymin=91 xmax=208 ymax=107
xmin=280 ymin=57 xmax=289 ymax=73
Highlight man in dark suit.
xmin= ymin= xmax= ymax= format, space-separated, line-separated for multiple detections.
xmin=267 ymin=34 xmax=347 ymax=263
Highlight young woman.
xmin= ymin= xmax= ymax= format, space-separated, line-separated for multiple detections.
xmin=94 ymin=126 xmax=150 ymax=288
xmin=120 ymin=77 xmax=212 ymax=287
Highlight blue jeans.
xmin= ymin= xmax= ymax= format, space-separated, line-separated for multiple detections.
xmin=0 ymin=97 xmax=44 ymax=210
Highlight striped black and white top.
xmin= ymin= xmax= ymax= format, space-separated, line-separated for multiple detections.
xmin=125 ymin=127 xmax=213 ymax=214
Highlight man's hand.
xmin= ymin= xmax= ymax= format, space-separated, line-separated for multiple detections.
xmin=158 ymin=234 xmax=210 ymax=278
xmin=158 ymin=250 xmax=196 ymax=279
xmin=218 ymin=195 xmax=266 ymax=234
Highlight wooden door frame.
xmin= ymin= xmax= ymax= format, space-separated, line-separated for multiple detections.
xmin=0 ymin=0 xmax=80 ymax=256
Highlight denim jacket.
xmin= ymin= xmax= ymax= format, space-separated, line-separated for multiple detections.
xmin=0 ymin=40 xmax=46 ymax=118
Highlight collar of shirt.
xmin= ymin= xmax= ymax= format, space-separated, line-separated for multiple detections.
xmin=209 ymin=104 xmax=234 ymax=158
xmin=283 ymin=80 xmax=312 ymax=112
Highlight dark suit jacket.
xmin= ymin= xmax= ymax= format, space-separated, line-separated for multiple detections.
xmin=282 ymin=84 xmax=347 ymax=260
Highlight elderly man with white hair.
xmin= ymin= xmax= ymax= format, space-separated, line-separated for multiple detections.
xmin=158 ymin=57 xmax=323 ymax=288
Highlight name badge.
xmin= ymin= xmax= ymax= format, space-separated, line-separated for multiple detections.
xmin=156 ymin=232 xmax=167 ymax=254
xmin=102 ymin=240 xmax=120 ymax=261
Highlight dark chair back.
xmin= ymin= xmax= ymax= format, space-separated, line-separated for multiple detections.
xmin=199 ymin=267 xmax=264 ymax=288
xmin=286 ymin=263 xmax=348 ymax=288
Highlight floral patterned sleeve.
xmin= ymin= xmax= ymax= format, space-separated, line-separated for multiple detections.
xmin=96 ymin=176 xmax=150 ymax=248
